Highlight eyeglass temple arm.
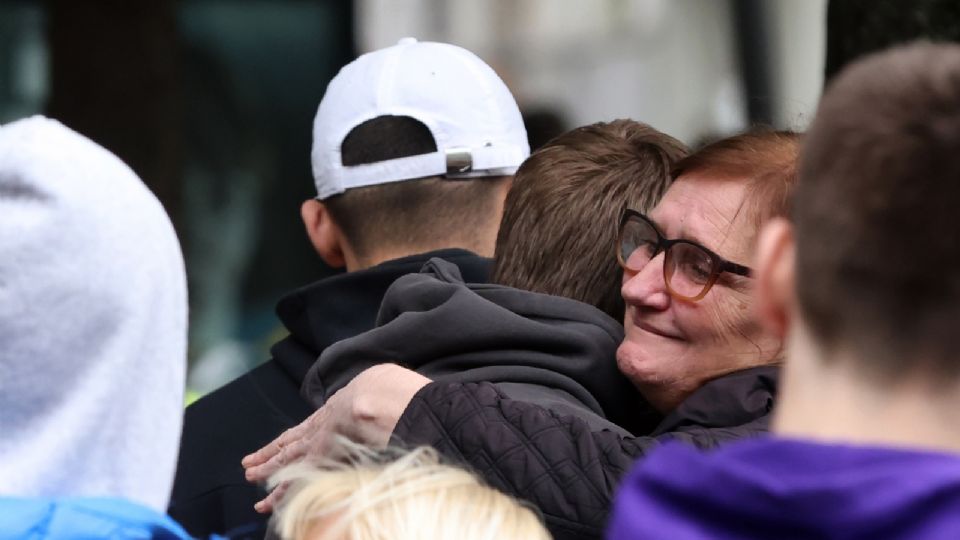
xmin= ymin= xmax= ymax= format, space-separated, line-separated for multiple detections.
xmin=722 ymin=261 xmax=752 ymax=277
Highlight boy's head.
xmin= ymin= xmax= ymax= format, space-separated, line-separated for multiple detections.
xmin=759 ymin=42 xmax=960 ymax=385
xmin=301 ymin=39 xmax=529 ymax=270
xmin=490 ymin=119 xmax=688 ymax=320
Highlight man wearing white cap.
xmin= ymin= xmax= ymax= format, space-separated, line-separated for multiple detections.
xmin=169 ymin=38 xmax=528 ymax=537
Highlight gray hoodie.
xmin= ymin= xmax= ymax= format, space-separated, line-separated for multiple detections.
xmin=302 ymin=258 xmax=651 ymax=436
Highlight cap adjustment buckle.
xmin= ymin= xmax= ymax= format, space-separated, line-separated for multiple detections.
xmin=445 ymin=147 xmax=473 ymax=175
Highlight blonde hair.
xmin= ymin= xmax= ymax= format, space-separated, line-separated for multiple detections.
xmin=269 ymin=440 xmax=551 ymax=540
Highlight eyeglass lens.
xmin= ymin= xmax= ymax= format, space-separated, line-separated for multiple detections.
xmin=620 ymin=216 xmax=716 ymax=300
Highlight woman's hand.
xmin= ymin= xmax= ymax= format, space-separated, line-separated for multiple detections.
xmin=241 ymin=363 xmax=432 ymax=512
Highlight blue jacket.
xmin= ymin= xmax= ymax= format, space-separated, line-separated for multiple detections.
xmin=608 ymin=437 xmax=960 ymax=540
xmin=0 ymin=497 xmax=193 ymax=540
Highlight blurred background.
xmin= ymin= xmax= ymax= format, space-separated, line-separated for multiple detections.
xmin=2 ymin=0 xmax=950 ymax=398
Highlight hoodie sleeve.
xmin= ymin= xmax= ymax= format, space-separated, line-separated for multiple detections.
xmin=391 ymin=381 xmax=660 ymax=540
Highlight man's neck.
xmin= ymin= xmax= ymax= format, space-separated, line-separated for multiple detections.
xmin=773 ymin=326 xmax=960 ymax=454
xmin=344 ymin=244 xmax=487 ymax=272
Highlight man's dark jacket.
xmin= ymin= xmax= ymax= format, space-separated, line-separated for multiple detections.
xmin=168 ymin=249 xmax=490 ymax=538
xmin=392 ymin=365 xmax=779 ymax=540
xmin=301 ymin=258 xmax=650 ymax=437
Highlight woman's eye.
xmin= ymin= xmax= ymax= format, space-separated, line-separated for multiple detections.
xmin=682 ymin=258 xmax=712 ymax=282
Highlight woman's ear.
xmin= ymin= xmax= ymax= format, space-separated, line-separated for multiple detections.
xmin=755 ymin=217 xmax=797 ymax=341
xmin=301 ymin=199 xmax=346 ymax=269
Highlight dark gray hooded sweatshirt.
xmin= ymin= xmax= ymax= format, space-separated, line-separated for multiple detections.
xmin=302 ymin=258 xmax=653 ymax=436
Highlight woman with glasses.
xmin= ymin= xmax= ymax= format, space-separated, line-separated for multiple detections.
xmin=244 ymin=130 xmax=801 ymax=540
xmin=614 ymin=149 xmax=786 ymax=415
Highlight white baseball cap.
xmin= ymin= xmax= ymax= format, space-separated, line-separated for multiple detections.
xmin=311 ymin=37 xmax=530 ymax=200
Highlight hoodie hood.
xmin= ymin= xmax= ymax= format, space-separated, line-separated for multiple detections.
xmin=0 ymin=117 xmax=187 ymax=512
xmin=608 ymin=437 xmax=960 ymax=540
xmin=303 ymin=257 xmax=648 ymax=432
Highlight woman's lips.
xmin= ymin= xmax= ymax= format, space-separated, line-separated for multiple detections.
xmin=625 ymin=306 xmax=684 ymax=340
xmin=634 ymin=320 xmax=683 ymax=340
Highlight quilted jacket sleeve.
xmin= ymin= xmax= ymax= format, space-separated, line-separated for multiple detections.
xmin=391 ymin=381 xmax=660 ymax=540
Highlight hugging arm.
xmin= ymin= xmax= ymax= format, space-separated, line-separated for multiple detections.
xmin=392 ymin=381 xmax=660 ymax=540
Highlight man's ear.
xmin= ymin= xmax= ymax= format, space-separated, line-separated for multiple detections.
xmin=301 ymin=199 xmax=346 ymax=269
xmin=755 ymin=217 xmax=796 ymax=341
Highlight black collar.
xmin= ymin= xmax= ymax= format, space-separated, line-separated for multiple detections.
xmin=269 ymin=249 xmax=491 ymax=385
xmin=652 ymin=365 xmax=780 ymax=435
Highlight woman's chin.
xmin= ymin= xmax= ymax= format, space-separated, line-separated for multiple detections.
xmin=615 ymin=339 xmax=677 ymax=390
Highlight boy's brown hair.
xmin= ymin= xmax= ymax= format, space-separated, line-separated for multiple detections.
xmin=796 ymin=43 xmax=960 ymax=381
xmin=490 ymin=119 xmax=688 ymax=320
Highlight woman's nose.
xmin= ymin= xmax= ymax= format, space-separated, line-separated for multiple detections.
xmin=621 ymin=251 xmax=670 ymax=310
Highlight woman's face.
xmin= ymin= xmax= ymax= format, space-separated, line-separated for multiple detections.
xmin=617 ymin=174 xmax=777 ymax=412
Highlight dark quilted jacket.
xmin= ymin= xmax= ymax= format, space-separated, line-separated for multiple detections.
xmin=392 ymin=365 xmax=778 ymax=540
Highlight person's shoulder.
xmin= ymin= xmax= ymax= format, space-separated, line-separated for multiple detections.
xmin=186 ymin=365 xmax=266 ymax=423
xmin=172 ymin=361 xmax=304 ymax=536
xmin=182 ymin=360 xmax=311 ymax=453
xmin=175 ymin=360 xmax=310 ymax=495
